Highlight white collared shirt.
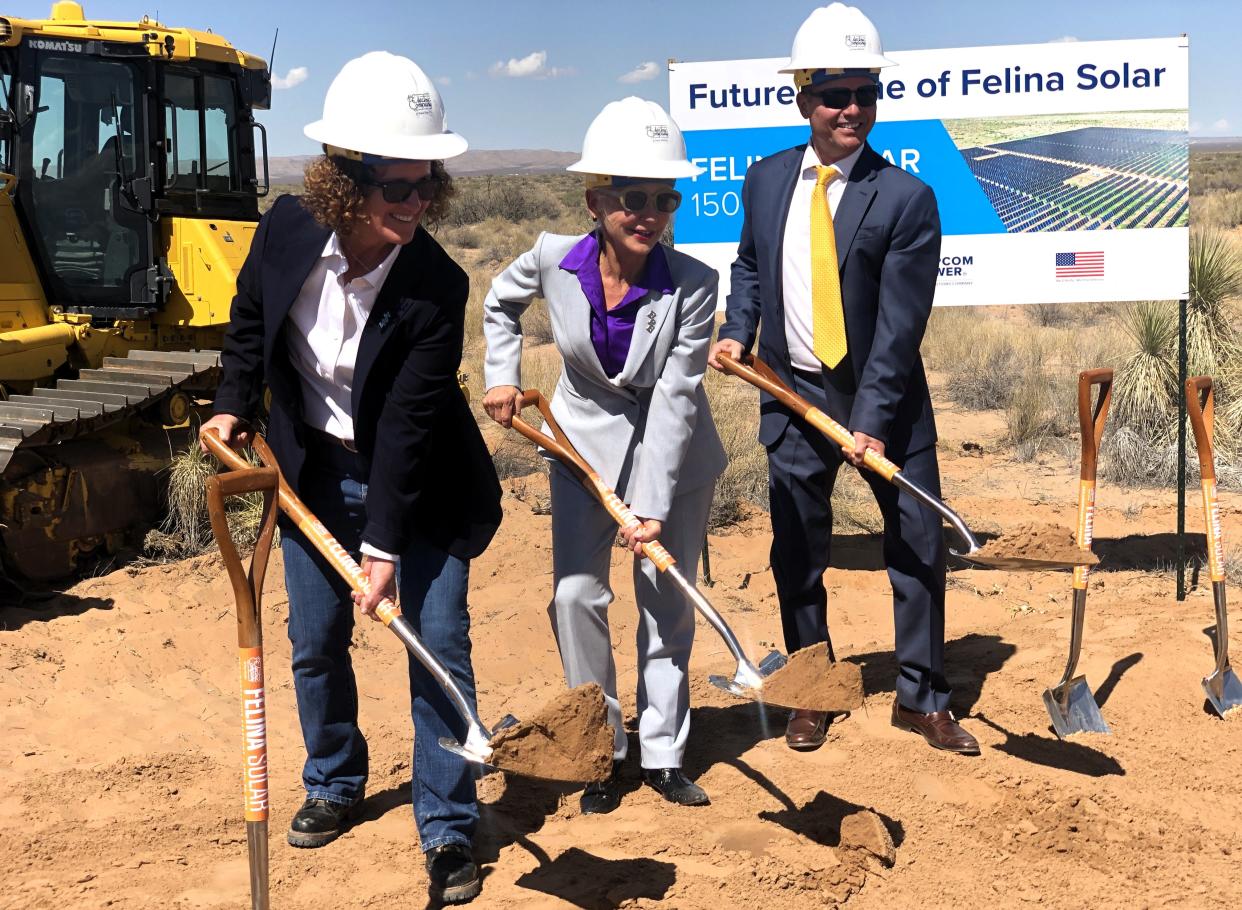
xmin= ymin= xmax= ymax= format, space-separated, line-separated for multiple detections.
xmin=781 ymin=143 xmax=864 ymax=372
xmin=285 ymin=232 xmax=401 ymax=562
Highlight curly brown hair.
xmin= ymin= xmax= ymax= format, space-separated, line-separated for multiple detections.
xmin=299 ymin=156 xmax=456 ymax=235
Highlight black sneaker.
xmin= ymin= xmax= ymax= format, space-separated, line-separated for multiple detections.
xmin=425 ymin=843 xmax=482 ymax=905
xmin=641 ymin=768 xmax=709 ymax=806
xmin=286 ymin=797 xmax=355 ymax=848
xmin=580 ymin=760 xmax=623 ymax=815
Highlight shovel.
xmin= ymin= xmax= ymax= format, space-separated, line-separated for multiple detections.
xmin=717 ymin=352 xmax=1088 ymax=571
xmin=1042 ymin=369 xmax=1112 ymax=737
xmin=201 ymin=429 xmax=601 ymax=778
xmin=204 ymin=462 xmax=280 ymax=910
xmin=1185 ymin=377 xmax=1242 ymax=718
xmin=508 ymin=389 xmax=795 ymax=702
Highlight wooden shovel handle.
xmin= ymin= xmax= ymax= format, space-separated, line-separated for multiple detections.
xmin=1077 ymin=369 xmax=1112 ymax=483
xmin=1185 ymin=376 xmax=1216 ymax=483
xmin=717 ymin=352 xmax=902 ymax=482
xmin=205 ymin=465 xmax=280 ymax=649
xmin=200 ymin=428 xmax=403 ymax=625
xmin=510 ymin=390 xmax=676 ymax=572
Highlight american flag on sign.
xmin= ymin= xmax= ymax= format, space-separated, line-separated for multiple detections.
xmin=1055 ymin=251 xmax=1105 ymax=279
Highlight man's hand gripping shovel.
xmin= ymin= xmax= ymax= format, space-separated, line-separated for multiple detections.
xmin=201 ymin=428 xmax=610 ymax=781
xmin=716 ymin=353 xmax=1092 ymax=571
xmin=508 ymin=390 xmax=861 ymax=712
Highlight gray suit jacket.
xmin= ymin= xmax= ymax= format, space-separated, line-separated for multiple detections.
xmin=484 ymin=232 xmax=726 ymax=522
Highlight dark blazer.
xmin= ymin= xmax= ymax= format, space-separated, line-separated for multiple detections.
xmin=214 ymin=194 xmax=502 ymax=560
xmin=719 ymin=143 xmax=941 ymax=459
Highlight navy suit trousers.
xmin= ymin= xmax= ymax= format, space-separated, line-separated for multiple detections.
xmin=767 ymin=371 xmax=951 ymax=714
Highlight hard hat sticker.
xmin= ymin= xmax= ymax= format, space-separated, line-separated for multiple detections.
xmin=844 ymin=34 xmax=868 ymax=50
xmin=407 ymin=93 xmax=434 ymax=116
xmin=646 ymin=124 xmax=671 ymax=141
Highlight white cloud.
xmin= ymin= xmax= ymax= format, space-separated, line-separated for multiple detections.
xmin=1213 ymin=118 xmax=1230 ymax=132
xmin=1048 ymin=35 xmax=1079 ymax=43
xmin=436 ymin=76 xmax=452 ymax=87
xmin=619 ymin=61 xmax=659 ymax=84
xmin=489 ymin=50 xmax=574 ymax=79
xmin=271 ymin=66 xmax=308 ymax=90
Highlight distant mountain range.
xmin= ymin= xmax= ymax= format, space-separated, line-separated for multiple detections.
xmin=268 ymin=149 xmax=578 ymax=184
xmin=1191 ymin=137 xmax=1242 ymax=152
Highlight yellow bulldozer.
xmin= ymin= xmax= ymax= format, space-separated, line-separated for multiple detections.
xmin=0 ymin=2 xmax=270 ymax=585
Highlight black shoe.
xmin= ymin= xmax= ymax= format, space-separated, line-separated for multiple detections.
xmin=580 ymin=760 xmax=623 ymax=815
xmin=426 ymin=843 xmax=481 ymax=905
xmin=287 ymin=797 xmax=355 ymax=848
xmin=641 ymin=768 xmax=709 ymax=806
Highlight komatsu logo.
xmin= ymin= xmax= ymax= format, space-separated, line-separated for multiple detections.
xmin=29 ymin=39 xmax=83 ymax=52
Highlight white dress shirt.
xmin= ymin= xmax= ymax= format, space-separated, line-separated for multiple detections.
xmin=781 ymin=143 xmax=864 ymax=373
xmin=286 ymin=232 xmax=401 ymax=561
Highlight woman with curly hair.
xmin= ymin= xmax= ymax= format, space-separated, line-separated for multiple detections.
xmin=201 ymin=51 xmax=500 ymax=906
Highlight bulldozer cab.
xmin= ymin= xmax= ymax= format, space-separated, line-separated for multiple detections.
xmin=1 ymin=24 xmax=267 ymax=318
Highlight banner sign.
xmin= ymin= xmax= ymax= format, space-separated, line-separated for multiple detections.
xmin=668 ymin=37 xmax=1189 ymax=305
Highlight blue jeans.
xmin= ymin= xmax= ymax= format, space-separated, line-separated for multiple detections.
xmin=281 ymin=444 xmax=479 ymax=851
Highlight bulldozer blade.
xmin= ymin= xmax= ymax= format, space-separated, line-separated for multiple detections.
xmin=709 ymin=649 xmax=787 ymax=699
xmin=1042 ymin=676 xmax=1110 ymax=737
xmin=1203 ymin=668 xmax=1242 ymax=718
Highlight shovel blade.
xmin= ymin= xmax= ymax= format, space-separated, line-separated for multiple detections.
xmin=1203 ymin=668 xmax=1242 ymax=718
xmin=954 ymin=550 xmax=1086 ymax=571
xmin=437 ymin=736 xmax=494 ymax=767
xmin=1042 ymin=677 xmax=1110 ymax=738
xmin=708 ymin=649 xmax=787 ymax=699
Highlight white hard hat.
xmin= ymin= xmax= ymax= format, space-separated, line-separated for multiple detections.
xmin=780 ymin=3 xmax=896 ymax=75
xmin=304 ymin=51 xmax=467 ymax=162
xmin=566 ymin=97 xmax=704 ymax=181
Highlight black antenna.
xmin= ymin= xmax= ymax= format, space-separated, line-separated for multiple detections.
xmin=269 ymin=27 xmax=279 ymax=73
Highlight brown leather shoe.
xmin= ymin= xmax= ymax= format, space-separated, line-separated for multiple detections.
xmin=891 ymin=702 xmax=980 ymax=755
xmin=785 ymin=709 xmax=830 ymax=750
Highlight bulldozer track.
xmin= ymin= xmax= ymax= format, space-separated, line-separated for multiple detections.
xmin=0 ymin=349 xmax=221 ymax=472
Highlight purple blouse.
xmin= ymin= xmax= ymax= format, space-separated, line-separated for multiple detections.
xmin=559 ymin=232 xmax=674 ymax=378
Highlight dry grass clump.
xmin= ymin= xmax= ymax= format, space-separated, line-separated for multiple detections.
xmin=156 ymin=435 xmax=270 ymax=559
xmin=703 ymin=367 xmax=767 ymax=528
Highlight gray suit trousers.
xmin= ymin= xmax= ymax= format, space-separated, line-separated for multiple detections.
xmin=548 ymin=463 xmax=713 ymax=769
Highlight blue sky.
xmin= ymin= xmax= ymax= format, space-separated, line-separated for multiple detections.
xmin=8 ymin=0 xmax=1239 ymax=154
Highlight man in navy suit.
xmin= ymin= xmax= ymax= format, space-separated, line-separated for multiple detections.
xmin=709 ymin=2 xmax=978 ymax=755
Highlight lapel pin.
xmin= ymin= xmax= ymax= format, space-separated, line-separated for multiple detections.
xmin=646 ymin=312 xmax=657 ymax=333
xmin=376 ymin=310 xmax=393 ymax=333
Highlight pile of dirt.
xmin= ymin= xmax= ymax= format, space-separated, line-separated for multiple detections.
xmin=488 ymin=683 xmax=614 ymax=783
xmin=973 ymin=522 xmax=1098 ymax=566
xmin=758 ymin=643 xmax=865 ymax=711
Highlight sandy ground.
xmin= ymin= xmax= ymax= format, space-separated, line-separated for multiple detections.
xmin=3 ymin=403 xmax=1242 ymax=909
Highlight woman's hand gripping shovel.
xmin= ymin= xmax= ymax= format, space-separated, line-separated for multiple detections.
xmin=201 ymin=428 xmax=614 ymax=783
xmin=1042 ymin=369 xmax=1112 ymax=737
xmin=204 ymin=460 xmax=279 ymax=910
xmin=508 ymin=390 xmax=864 ymax=713
xmin=716 ymin=352 xmax=1092 ymax=571
xmin=1186 ymin=377 xmax=1242 ymax=718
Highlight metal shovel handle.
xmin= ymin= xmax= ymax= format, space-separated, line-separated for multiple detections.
xmin=717 ymin=352 xmax=982 ymax=555
xmin=200 ymin=429 xmax=494 ymax=757
xmin=509 ymin=390 xmax=760 ymax=682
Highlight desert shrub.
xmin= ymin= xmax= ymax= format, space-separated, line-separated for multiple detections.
xmin=1027 ymin=303 xmax=1072 ymax=327
xmin=158 ymin=433 xmax=269 ymax=559
xmin=447 ymin=176 xmax=560 ymax=226
xmin=1112 ymin=301 xmax=1178 ymax=435
xmin=704 ymin=368 xmax=767 ymax=528
xmin=944 ymin=331 xmax=1018 ymax=410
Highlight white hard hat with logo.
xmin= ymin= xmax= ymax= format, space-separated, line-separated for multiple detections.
xmin=567 ymin=97 xmax=704 ymax=180
xmin=780 ymin=3 xmax=896 ymax=76
xmin=304 ymin=51 xmax=467 ymax=162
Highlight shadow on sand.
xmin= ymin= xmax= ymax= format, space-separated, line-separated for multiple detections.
xmin=975 ymin=714 xmax=1124 ymax=777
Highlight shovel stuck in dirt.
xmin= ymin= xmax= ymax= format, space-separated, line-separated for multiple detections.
xmin=508 ymin=390 xmax=863 ymax=713
xmin=205 ymin=463 xmax=280 ymax=910
xmin=1185 ymin=377 xmax=1242 ymax=718
xmin=1043 ymin=370 xmax=1112 ymax=738
xmin=717 ymin=353 xmax=1093 ymax=572
xmin=201 ymin=429 xmax=614 ymax=783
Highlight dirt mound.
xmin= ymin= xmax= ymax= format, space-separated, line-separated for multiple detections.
xmin=488 ymin=683 xmax=613 ymax=783
xmin=758 ymin=642 xmax=865 ymax=711
xmin=975 ymin=521 xmax=1098 ymax=565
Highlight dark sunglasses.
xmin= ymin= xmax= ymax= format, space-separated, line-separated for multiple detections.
xmin=810 ymin=84 xmax=880 ymax=109
xmin=362 ymin=175 xmax=442 ymax=204
xmin=601 ymin=187 xmax=682 ymax=214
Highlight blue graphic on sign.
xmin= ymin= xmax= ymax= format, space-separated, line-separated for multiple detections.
xmin=675 ymin=120 xmax=1006 ymax=244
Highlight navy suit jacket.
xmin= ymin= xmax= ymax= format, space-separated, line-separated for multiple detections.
xmin=214 ymin=195 xmax=502 ymax=560
xmin=719 ymin=144 xmax=941 ymax=459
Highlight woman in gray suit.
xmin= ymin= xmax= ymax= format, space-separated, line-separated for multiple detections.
xmin=482 ymin=98 xmax=725 ymax=814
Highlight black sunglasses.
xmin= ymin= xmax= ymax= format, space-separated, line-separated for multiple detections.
xmin=601 ymin=187 xmax=682 ymax=214
xmin=810 ymin=84 xmax=880 ymax=109
xmin=362 ymin=175 xmax=442 ymax=204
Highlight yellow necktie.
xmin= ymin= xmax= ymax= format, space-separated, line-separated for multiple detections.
xmin=811 ymin=164 xmax=847 ymax=369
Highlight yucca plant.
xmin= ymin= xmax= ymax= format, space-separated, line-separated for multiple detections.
xmin=1187 ymin=229 xmax=1242 ymax=378
xmin=1112 ymin=301 xmax=1178 ymax=435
